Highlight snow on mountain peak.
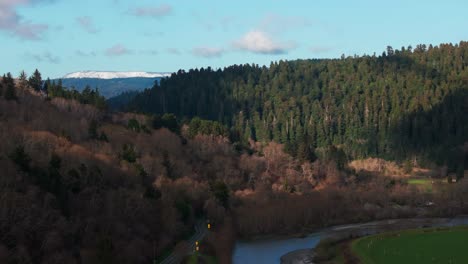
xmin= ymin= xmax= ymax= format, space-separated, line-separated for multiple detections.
xmin=63 ymin=71 xmax=172 ymax=79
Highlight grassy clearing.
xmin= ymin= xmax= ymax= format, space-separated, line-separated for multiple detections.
xmin=351 ymin=226 xmax=468 ymax=264
xmin=184 ymin=252 xmax=217 ymax=264
xmin=407 ymin=178 xmax=432 ymax=185
xmin=407 ymin=178 xmax=436 ymax=192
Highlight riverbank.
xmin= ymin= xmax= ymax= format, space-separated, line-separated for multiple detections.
xmin=233 ymin=216 xmax=468 ymax=264
xmin=279 ymin=216 xmax=468 ymax=264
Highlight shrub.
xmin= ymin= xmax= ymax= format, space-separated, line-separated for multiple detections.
xmin=121 ymin=144 xmax=137 ymax=163
xmin=127 ymin=118 xmax=141 ymax=133
xmin=9 ymin=146 xmax=31 ymax=172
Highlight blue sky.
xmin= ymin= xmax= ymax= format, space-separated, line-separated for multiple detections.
xmin=1 ymin=0 xmax=468 ymax=78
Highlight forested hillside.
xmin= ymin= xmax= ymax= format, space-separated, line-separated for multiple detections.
xmin=127 ymin=42 xmax=468 ymax=173
xmin=2 ymin=42 xmax=468 ymax=264
xmin=1 ymin=71 xmax=383 ymax=263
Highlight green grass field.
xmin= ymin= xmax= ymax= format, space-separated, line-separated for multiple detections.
xmin=351 ymin=226 xmax=468 ymax=264
xmin=185 ymin=252 xmax=217 ymax=264
xmin=407 ymin=178 xmax=431 ymax=185
xmin=407 ymin=178 xmax=436 ymax=192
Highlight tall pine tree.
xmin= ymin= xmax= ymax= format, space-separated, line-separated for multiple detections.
xmin=28 ymin=69 xmax=42 ymax=92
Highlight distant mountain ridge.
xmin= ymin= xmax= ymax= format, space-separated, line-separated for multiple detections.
xmin=63 ymin=71 xmax=172 ymax=79
xmin=57 ymin=71 xmax=172 ymax=99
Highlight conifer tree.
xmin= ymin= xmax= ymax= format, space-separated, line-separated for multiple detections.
xmin=28 ymin=69 xmax=42 ymax=91
xmin=4 ymin=72 xmax=17 ymax=101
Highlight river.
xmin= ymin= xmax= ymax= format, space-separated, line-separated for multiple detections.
xmin=232 ymin=216 xmax=468 ymax=264
xmin=233 ymin=233 xmax=322 ymax=264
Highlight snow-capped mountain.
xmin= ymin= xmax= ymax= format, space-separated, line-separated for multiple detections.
xmin=57 ymin=71 xmax=172 ymax=98
xmin=63 ymin=71 xmax=172 ymax=79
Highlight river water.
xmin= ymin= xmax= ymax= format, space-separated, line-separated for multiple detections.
xmin=232 ymin=217 xmax=468 ymax=264
xmin=232 ymin=233 xmax=322 ymax=264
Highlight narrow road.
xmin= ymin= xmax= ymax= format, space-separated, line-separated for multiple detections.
xmin=159 ymin=220 xmax=208 ymax=264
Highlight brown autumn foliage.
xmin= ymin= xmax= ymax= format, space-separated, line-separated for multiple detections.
xmin=1 ymin=85 xmax=468 ymax=263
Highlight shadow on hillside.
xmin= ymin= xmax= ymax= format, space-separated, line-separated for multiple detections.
xmin=388 ymin=87 xmax=468 ymax=171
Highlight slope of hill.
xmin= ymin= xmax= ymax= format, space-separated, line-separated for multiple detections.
xmin=126 ymin=42 xmax=468 ymax=173
xmin=106 ymin=90 xmax=140 ymax=110
xmin=2 ymin=48 xmax=468 ymax=263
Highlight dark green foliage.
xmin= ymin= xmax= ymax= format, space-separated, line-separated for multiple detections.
xmin=161 ymin=113 xmax=178 ymax=133
xmin=106 ymin=90 xmax=140 ymax=110
xmin=151 ymin=115 xmax=163 ymax=129
xmin=211 ymin=181 xmax=229 ymax=208
xmin=88 ymin=120 xmax=99 ymax=139
xmin=66 ymin=169 xmax=81 ymax=193
xmin=151 ymin=113 xmax=179 ymax=133
xmin=144 ymin=186 xmax=161 ymax=200
xmin=9 ymin=145 xmax=31 ymax=172
xmin=99 ymin=132 xmax=109 ymax=142
xmin=128 ymin=42 xmax=468 ymax=169
xmin=18 ymin=70 xmax=28 ymax=89
xmin=121 ymin=144 xmax=137 ymax=163
xmin=89 ymin=120 xmax=109 ymax=142
xmin=296 ymin=135 xmax=317 ymax=162
xmin=46 ymin=77 xmax=107 ymax=109
xmin=80 ymin=86 xmax=107 ymax=109
xmin=320 ymin=146 xmax=347 ymax=170
xmin=133 ymin=163 xmax=161 ymax=200
xmin=134 ymin=163 xmax=148 ymax=180
xmin=9 ymin=149 xmax=70 ymax=215
xmin=188 ymin=117 xmax=228 ymax=138
xmin=403 ymin=160 xmax=413 ymax=174
xmin=49 ymin=153 xmax=62 ymax=170
xmin=456 ymin=162 xmax=465 ymax=180
xmin=140 ymin=124 xmax=151 ymax=134
xmin=96 ymin=234 xmax=116 ymax=264
xmin=175 ymin=199 xmax=192 ymax=224
xmin=127 ymin=118 xmax=141 ymax=132
xmin=43 ymin=78 xmax=50 ymax=94
xmin=162 ymin=151 xmax=174 ymax=179
xmin=28 ymin=69 xmax=42 ymax=91
xmin=2 ymin=73 xmax=17 ymax=101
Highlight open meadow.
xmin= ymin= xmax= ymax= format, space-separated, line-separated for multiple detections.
xmin=352 ymin=226 xmax=468 ymax=264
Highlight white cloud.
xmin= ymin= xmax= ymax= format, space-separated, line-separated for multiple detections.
xmin=0 ymin=0 xmax=49 ymax=40
xmin=105 ymin=44 xmax=132 ymax=56
xmin=233 ymin=30 xmax=295 ymax=55
xmin=192 ymin=47 xmax=224 ymax=58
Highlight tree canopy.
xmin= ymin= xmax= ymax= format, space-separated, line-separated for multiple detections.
xmin=127 ymin=42 xmax=468 ymax=171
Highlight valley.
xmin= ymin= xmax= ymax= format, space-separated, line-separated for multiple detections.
xmin=1 ymin=3 xmax=468 ymax=260
xmin=2 ymin=42 xmax=468 ymax=263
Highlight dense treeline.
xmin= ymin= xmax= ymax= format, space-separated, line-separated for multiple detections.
xmin=4 ymin=69 xmax=107 ymax=110
xmin=106 ymin=90 xmax=140 ymax=110
xmin=46 ymin=79 xmax=107 ymax=110
xmin=128 ymin=42 xmax=468 ymax=172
